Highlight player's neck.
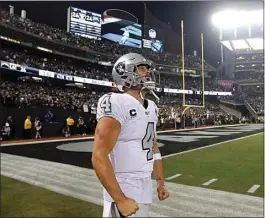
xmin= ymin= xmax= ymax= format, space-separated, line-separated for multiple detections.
xmin=126 ymin=90 xmax=144 ymax=105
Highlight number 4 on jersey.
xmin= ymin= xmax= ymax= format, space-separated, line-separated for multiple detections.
xmin=142 ymin=122 xmax=155 ymax=161
xmin=100 ymin=95 xmax=111 ymax=113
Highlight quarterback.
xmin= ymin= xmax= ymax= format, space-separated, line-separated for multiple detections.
xmin=92 ymin=53 xmax=169 ymax=217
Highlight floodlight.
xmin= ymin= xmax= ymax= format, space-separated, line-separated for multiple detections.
xmin=211 ymin=10 xmax=263 ymax=29
xmin=247 ymin=10 xmax=263 ymax=25
xmin=212 ymin=10 xmax=238 ymax=29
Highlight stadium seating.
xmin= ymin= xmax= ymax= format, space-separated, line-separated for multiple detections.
xmin=1 ymin=47 xmax=231 ymax=92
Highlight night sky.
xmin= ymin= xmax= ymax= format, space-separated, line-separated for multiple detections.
xmin=0 ymin=1 xmax=263 ymax=67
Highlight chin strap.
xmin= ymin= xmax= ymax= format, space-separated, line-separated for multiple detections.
xmin=140 ymin=87 xmax=160 ymax=102
xmin=140 ymin=90 xmax=144 ymax=100
xmin=150 ymin=90 xmax=160 ymax=101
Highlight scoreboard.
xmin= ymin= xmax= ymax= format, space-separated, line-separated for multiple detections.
xmin=66 ymin=7 xmax=166 ymax=51
xmin=67 ymin=6 xmax=102 ymax=40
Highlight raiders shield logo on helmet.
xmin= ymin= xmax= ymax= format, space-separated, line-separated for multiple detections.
xmin=115 ymin=62 xmax=126 ymax=75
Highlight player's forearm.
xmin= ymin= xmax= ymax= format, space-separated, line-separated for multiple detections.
xmin=153 ymin=139 xmax=165 ymax=187
xmin=153 ymin=158 xmax=165 ymax=187
xmin=92 ymin=152 xmax=126 ymax=203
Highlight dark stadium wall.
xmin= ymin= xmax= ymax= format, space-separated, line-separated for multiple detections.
xmin=0 ymin=105 xmax=96 ymax=139
xmin=223 ymin=48 xmax=236 ymax=79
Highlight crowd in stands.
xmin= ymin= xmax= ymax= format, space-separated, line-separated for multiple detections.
xmin=155 ymin=92 xmax=231 ymax=121
xmin=0 ymin=48 xmax=112 ymax=81
xmin=160 ymin=73 xmax=229 ymax=91
xmin=0 ymin=75 xmax=260 ymax=141
xmin=0 ymin=80 xmax=100 ymax=111
xmin=219 ymin=84 xmax=264 ymax=115
xmin=234 ymin=71 xmax=264 ymax=82
xmin=245 ymin=95 xmax=264 ymax=114
xmin=242 ymin=85 xmax=264 ymax=114
xmin=1 ymin=48 xmax=230 ymax=92
xmin=0 ymin=8 xmax=213 ymax=69
xmin=0 ymin=77 xmax=230 ymax=119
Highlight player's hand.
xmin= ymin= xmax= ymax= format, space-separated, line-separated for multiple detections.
xmin=116 ymin=197 xmax=139 ymax=217
xmin=157 ymin=185 xmax=170 ymax=201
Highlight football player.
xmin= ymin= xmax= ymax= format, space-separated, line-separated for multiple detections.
xmin=92 ymin=53 xmax=169 ymax=217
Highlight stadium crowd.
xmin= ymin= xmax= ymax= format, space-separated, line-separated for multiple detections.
xmin=0 ymin=48 xmax=112 ymax=81
xmin=1 ymin=75 xmax=242 ymax=141
xmin=234 ymin=71 xmax=264 ymax=82
xmin=0 ymin=8 xmax=213 ymax=69
xmin=0 ymin=78 xmax=236 ymax=126
xmin=245 ymin=95 xmax=264 ymax=114
xmin=160 ymin=73 xmax=230 ymax=91
xmin=1 ymin=48 xmax=230 ymax=92
xmin=242 ymin=84 xmax=264 ymax=114
xmin=0 ymin=80 xmax=100 ymax=111
xmin=220 ymin=93 xmax=264 ymax=115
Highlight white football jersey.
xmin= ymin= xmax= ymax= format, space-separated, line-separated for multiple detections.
xmin=96 ymin=92 xmax=158 ymax=203
xmin=97 ymin=92 xmax=158 ymax=175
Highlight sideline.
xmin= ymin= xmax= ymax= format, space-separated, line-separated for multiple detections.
xmin=0 ymin=124 xmax=245 ymax=147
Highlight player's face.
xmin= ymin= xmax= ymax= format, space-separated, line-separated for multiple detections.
xmin=136 ymin=65 xmax=151 ymax=82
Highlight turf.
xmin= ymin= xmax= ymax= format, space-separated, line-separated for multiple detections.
xmin=1 ymin=176 xmax=103 ymax=217
xmin=1 ymin=131 xmax=263 ymax=217
xmin=162 ymin=133 xmax=264 ymax=197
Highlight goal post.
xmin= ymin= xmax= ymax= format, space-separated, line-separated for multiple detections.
xmin=181 ymin=20 xmax=205 ymax=109
xmin=181 ymin=21 xmax=206 ymax=128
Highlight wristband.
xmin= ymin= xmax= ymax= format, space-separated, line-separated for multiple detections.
xmin=153 ymin=153 xmax=162 ymax=160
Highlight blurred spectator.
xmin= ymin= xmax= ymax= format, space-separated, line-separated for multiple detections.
xmin=66 ymin=116 xmax=75 ymax=135
xmin=77 ymin=116 xmax=87 ymax=136
xmin=0 ymin=122 xmax=11 ymax=141
xmin=34 ymin=117 xmax=42 ymax=139
xmin=24 ymin=115 xmax=32 ymax=139
xmin=5 ymin=116 xmax=14 ymax=139
xmin=62 ymin=126 xmax=70 ymax=137
xmin=176 ymin=116 xmax=181 ymax=129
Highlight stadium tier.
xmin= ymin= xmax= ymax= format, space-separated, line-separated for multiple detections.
xmin=0 ymin=8 xmax=215 ymax=69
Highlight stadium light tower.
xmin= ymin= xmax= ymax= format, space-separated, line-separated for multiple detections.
xmin=211 ymin=9 xmax=263 ymax=64
xmin=212 ymin=10 xmax=263 ymax=30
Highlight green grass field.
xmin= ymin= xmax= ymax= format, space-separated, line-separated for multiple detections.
xmin=163 ymin=133 xmax=264 ymax=197
xmin=1 ymin=176 xmax=102 ymax=217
